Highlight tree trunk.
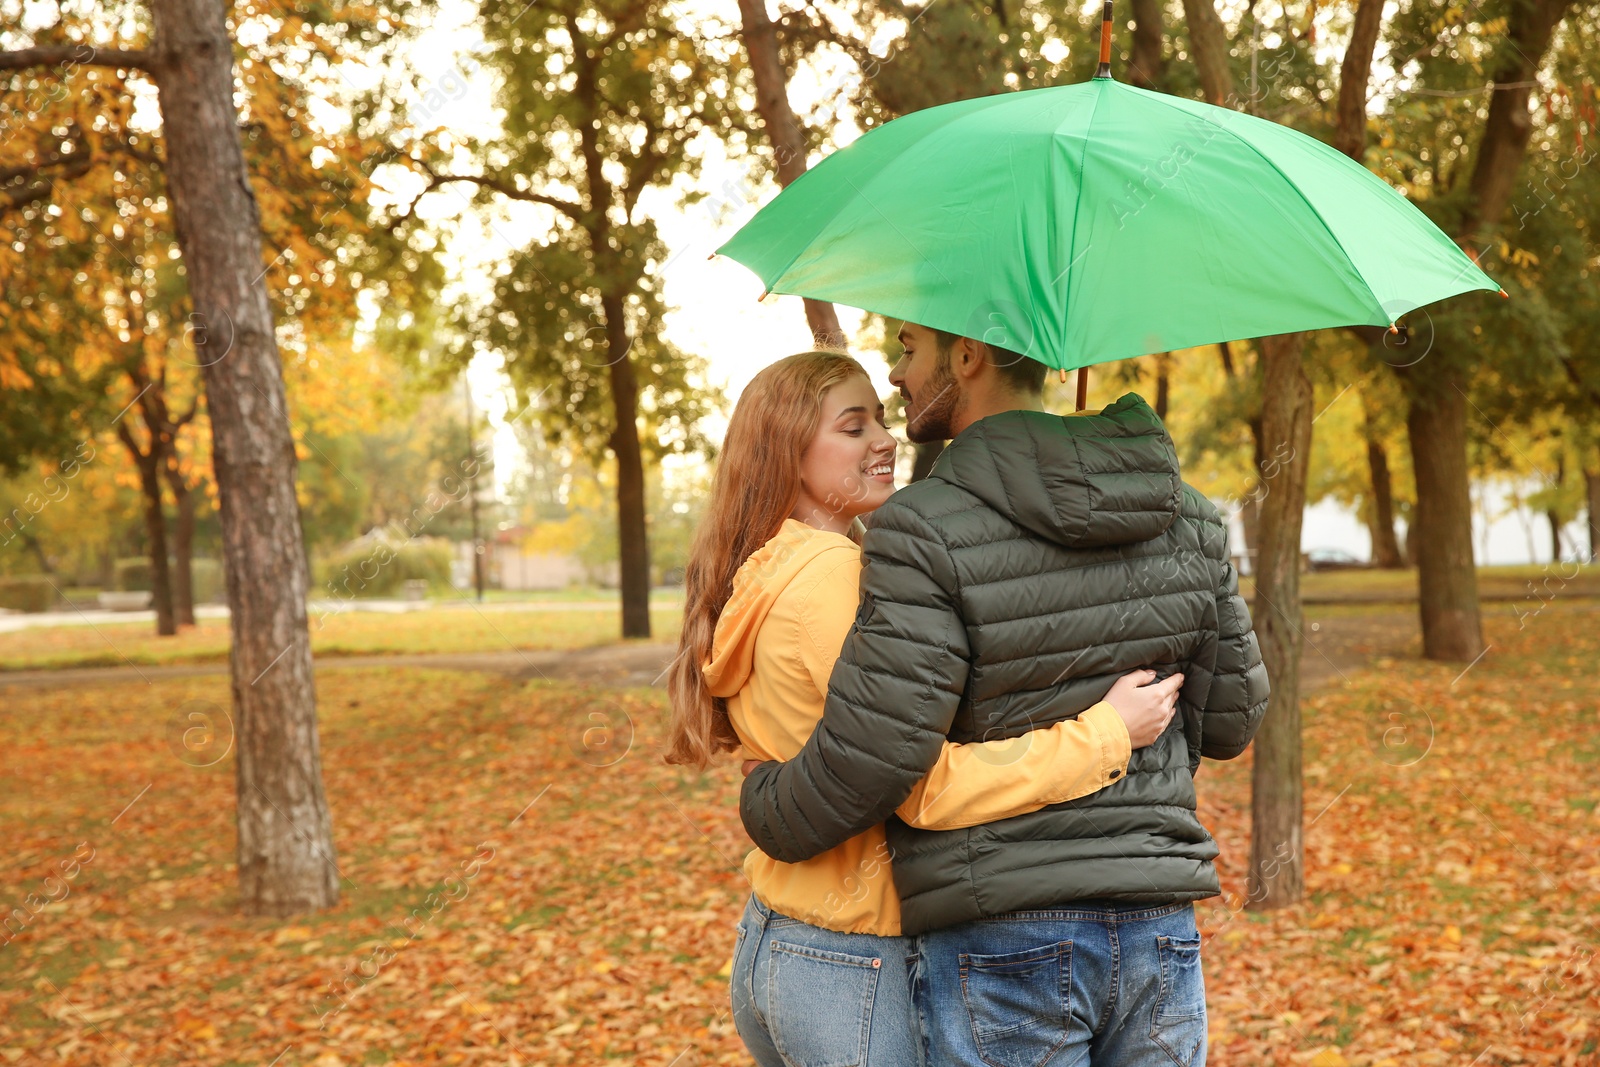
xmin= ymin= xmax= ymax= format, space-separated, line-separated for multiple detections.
xmin=1333 ymin=0 xmax=1385 ymax=161
xmin=1339 ymin=4 xmax=1407 ymax=565
xmin=1390 ymin=1 xmax=1569 ymax=662
xmin=736 ymin=0 xmax=846 ymax=351
xmin=1238 ymin=412 xmax=1266 ymax=574
xmin=1399 ymin=518 xmax=1416 ymax=567
xmin=1459 ymin=0 xmax=1574 ymax=247
xmin=1364 ymin=439 xmax=1404 ymax=568
xmin=117 ymin=423 xmax=176 ymax=636
xmin=1587 ymin=463 xmax=1600 ymax=562
xmin=1248 ymin=332 xmax=1312 ymax=911
xmin=1357 ymin=382 xmax=1404 ymax=569
xmin=138 ymin=460 xmax=176 ymax=636
xmin=1128 ymin=0 xmax=1166 ymax=91
xmin=1181 ymin=0 xmax=1234 ymax=106
xmin=1238 ymin=497 xmax=1260 ymax=575
xmin=1546 ymin=452 xmax=1567 ymax=562
xmin=603 ymin=293 xmax=651 ymax=639
xmin=1401 ymin=372 xmax=1485 ymax=661
xmin=164 ymin=462 xmax=196 ymax=626
xmin=149 ymin=0 xmax=338 ymax=915
xmin=20 ymin=532 xmax=53 ymax=575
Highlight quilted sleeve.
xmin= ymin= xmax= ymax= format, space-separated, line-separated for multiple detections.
xmin=1199 ymin=548 xmax=1270 ymax=760
xmin=739 ymin=499 xmax=970 ymax=863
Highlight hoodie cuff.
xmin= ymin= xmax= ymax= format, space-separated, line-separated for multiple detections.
xmin=1077 ymin=701 xmax=1132 ymax=786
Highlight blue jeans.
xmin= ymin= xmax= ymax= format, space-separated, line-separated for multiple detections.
xmin=912 ymin=901 xmax=1206 ymax=1067
xmin=729 ymin=894 xmax=926 ymax=1067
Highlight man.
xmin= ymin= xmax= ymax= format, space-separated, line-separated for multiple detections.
xmin=740 ymin=321 xmax=1269 ymax=1066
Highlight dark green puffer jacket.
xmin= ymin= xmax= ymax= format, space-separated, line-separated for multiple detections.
xmin=739 ymin=394 xmax=1269 ymax=935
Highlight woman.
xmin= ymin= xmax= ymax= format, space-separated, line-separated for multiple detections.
xmin=666 ymin=352 xmax=1181 ymax=1066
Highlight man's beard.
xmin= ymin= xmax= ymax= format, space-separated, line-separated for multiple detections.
xmin=906 ymin=350 xmax=962 ymax=444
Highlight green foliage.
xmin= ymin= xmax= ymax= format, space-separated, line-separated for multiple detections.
xmin=313 ymin=537 xmax=455 ymax=600
xmin=646 ymin=464 xmax=711 ymax=584
xmin=191 ymin=558 xmax=225 ymax=604
xmin=297 ymin=375 xmax=499 ymax=551
xmin=504 ymin=433 xmax=707 ymax=586
xmin=438 ymin=0 xmax=729 ymax=466
xmin=0 ymin=445 xmax=144 ymax=583
xmin=0 ymin=575 xmax=55 ymax=613
xmin=1366 ymin=2 xmax=1594 ymax=393
xmin=114 ymin=557 xmax=152 ymax=593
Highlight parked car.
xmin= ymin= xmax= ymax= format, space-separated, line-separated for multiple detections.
xmin=1304 ymin=547 xmax=1370 ymax=572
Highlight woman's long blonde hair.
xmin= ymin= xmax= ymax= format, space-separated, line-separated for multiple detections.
xmin=665 ymin=351 xmax=871 ymax=769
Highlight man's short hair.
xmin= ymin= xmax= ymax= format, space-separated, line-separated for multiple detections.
xmin=933 ymin=329 xmax=1049 ymax=395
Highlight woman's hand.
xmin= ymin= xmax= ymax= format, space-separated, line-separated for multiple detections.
xmin=742 ymin=760 xmax=763 ymax=777
xmin=1103 ymin=669 xmax=1184 ymax=749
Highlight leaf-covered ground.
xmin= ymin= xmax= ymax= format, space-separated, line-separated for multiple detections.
xmin=1197 ymin=599 xmax=1600 ymax=1065
xmin=0 ymin=600 xmax=1595 ymax=1065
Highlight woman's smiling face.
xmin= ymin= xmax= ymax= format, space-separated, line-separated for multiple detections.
xmin=791 ymin=373 xmax=898 ymax=534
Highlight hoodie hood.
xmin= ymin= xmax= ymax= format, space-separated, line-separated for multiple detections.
xmin=702 ymin=518 xmax=857 ymax=699
xmin=929 ymin=393 xmax=1182 ymax=549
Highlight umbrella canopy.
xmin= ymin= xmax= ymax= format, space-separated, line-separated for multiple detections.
xmin=716 ymin=77 xmax=1501 ymax=372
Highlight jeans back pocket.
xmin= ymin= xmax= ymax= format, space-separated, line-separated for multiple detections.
xmin=959 ymin=940 xmax=1074 ymax=1067
xmin=768 ymin=940 xmax=882 ymax=1067
xmin=1149 ymin=934 xmax=1206 ymax=1067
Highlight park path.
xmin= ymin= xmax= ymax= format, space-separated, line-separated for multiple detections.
xmin=0 ymin=597 xmax=683 ymax=634
xmin=0 ymin=603 xmax=1411 ymax=693
xmin=0 ymin=641 xmax=681 ymax=691
xmin=1295 ymin=605 xmax=1421 ymax=691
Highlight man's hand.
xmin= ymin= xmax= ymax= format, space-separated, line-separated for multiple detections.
xmin=742 ymin=759 xmax=763 ymax=778
xmin=1104 ymin=669 xmax=1184 ymax=749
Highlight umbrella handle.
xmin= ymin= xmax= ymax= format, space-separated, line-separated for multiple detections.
xmin=1076 ymin=367 xmax=1089 ymax=411
xmin=1095 ymin=0 xmax=1114 ymax=80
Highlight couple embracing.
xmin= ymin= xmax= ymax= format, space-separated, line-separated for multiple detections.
xmin=668 ymin=322 xmax=1269 ymax=1067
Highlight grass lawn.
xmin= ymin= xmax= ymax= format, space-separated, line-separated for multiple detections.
xmin=6 ymin=564 xmax=1593 ymax=675
xmin=1283 ymin=563 xmax=1600 ymax=604
xmin=0 ymin=606 xmax=1595 ymax=1064
xmin=0 ymin=604 xmax=685 ymax=672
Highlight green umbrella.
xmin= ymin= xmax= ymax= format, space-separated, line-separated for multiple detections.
xmin=716 ymin=18 xmax=1501 ymax=378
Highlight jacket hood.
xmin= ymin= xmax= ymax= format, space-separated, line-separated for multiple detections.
xmin=702 ymin=518 xmax=856 ymax=698
xmin=929 ymin=393 xmax=1182 ymax=548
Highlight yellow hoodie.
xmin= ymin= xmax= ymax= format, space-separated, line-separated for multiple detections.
xmin=703 ymin=518 xmax=1133 ymax=936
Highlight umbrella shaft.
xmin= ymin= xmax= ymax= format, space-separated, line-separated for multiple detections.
xmin=1095 ymin=0 xmax=1113 ymax=79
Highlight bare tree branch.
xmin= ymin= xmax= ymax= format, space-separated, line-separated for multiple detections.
xmin=384 ymin=156 xmax=586 ymax=232
xmin=0 ymin=45 xmax=153 ymax=73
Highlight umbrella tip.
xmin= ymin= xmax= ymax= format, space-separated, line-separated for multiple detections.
xmin=1387 ymin=323 xmax=1400 ymax=334
xmin=758 ymin=290 xmax=769 ymax=301
xmin=707 ymin=253 xmax=716 ymax=261
xmin=1498 ymin=288 xmax=1509 ymax=298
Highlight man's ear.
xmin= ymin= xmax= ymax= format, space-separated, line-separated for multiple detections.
xmin=952 ymin=337 xmax=987 ymax=381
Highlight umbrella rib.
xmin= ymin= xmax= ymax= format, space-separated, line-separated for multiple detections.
xmin=1130 ymin=88 xmax=1389 ymax=322
xmin=1054 ymin=82 xmax=1111 ymax=369
xmin=747 ymin=98 xmax=1020 ymax=293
